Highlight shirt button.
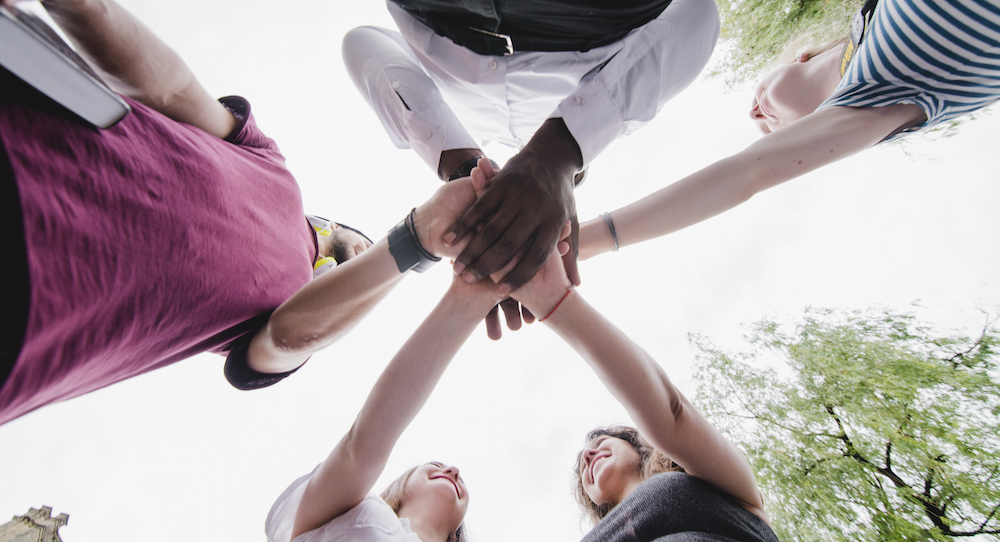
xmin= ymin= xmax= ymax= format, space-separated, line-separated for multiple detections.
xmin=392 ymin=81 xmax=400 ymax=89
xmin=424 ymin=129 xmax=433 ymax=139
xmin=574 ymin=96 xmax=584 ymax=104
xmin=488 ymin=60 xmax=498 ymax=70
xmin=494 ymin=104 xmax=504 ymax=111
xmin=438 ymin=125 xmax=447 ymax=132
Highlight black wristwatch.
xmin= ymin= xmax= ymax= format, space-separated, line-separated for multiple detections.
xmin=447 ymin=156 xmax=500 ymax=181
xmin=388 ymin=208 xmax=441 ymax=273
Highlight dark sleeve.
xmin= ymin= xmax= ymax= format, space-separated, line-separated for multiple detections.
xmin=218 ymin=95 xmax=283 ymax=152
xmin=223 ymin=318 xmax=308 ymax=391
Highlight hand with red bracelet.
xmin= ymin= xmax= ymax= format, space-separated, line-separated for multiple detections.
xmin=504 ymin=236 xmax=575 ymax=324
xmin=470 ymin=159 xmax=575 ymax=337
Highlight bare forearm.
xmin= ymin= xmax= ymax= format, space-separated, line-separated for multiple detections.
xmin=580 ymin=106 xmax=920 ymax=258
xmin=249 ymin=238 xmax=404 ymax=372
xmin=543 ymin=294 xmax=683 ymax=432
xmin=251 ymin=179 xmax=486 ymax=372
xmin=542 ymin=293 xmax=766 ymax=511
xmin=42 ymin=0 xmax=232 ymax=136
xmin=350 ymin=286 xmax=494 ymax=452
xmin=293 ymin=284 xmax=495 ymax=537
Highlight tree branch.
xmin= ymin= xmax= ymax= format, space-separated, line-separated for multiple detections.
xmin=944 ymin=322 xmax=988 ymax=368
xmin=823 ymin=404 xmax=958 ymax=535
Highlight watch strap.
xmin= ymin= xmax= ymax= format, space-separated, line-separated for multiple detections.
xmin=387 ymin=208 xmax=441 ymax=273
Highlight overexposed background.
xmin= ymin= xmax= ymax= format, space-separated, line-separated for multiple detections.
xmin=2 ymin=0 xmax=999 ymax=540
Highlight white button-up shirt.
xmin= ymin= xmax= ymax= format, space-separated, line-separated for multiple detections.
xmin=344 ymin=0 xmax=719 ymax=171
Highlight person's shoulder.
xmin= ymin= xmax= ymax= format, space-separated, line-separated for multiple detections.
xmin=218 ymin=96 xmax=283 ymax=153
xmin=346 ymin=493 xmax=401 ymax=523
xmin=333 ymin=494 xmax=420 ymax=539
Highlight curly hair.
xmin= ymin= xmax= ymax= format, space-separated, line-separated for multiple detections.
xmin=572 ymin=426 xmax=684 ymax=525
xmin=380 ymin=464 xmax=469 ymax=542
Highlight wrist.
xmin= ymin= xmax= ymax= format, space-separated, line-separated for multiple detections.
xmin=519 ymin=284 xmax=571 ymax=319
xmin=520 ymin=118 xmax=583 ymax=179
xmin=537 ymin=287 xmax=575 ymax=322
xmin=439 ymin=148 xmax=490 ymax=181
xmin=387 ymin=208 xmax=440 ymax=273
xmin=445 ymin=281 xmax=503 ymax=314
xmin=411 ymin=203 xmax=448 ymax=259
xmin=578 ymin=218 xmax=615 ymax=260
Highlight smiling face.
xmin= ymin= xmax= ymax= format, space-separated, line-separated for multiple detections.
xmin=396 ymin=462 xmax=469 ymax=534
xmin=579 ymin=436 xmax=644 ymax=507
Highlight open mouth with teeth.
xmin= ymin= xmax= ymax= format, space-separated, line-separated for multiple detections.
xmin=589 ymin=453 xmax=610 ymax=484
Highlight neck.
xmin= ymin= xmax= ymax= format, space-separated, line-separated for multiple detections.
xmin=401 ymin=513 xmax=454 ymax=542
xmin=809 ymin=47 xmax=846 ymax=101
xmin=617 ymin=475 xmax=646 ymax=505
xmin=316 ymin=233 xmax=332 ymax=259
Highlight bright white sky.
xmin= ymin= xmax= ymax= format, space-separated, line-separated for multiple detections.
xmin=2 ymin=0 xmax=999 ymax=540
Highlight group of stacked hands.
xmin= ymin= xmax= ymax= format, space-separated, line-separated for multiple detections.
xmin=1 ymin=0 xmax=997 ymax=540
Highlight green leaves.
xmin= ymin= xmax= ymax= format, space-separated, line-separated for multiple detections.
xmin=694 ymin=307 xmax=1000 ymax=540
xmin=712 ymin=0 xmax=856 ymax=87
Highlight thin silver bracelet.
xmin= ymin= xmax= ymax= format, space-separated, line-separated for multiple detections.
xmin=600 ymin=212 xmax=619 ymax=252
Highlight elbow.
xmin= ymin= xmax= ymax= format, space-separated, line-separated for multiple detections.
xmin=661 ymin=373 xmax=687 ymax=423
xmin=265 ymin=309 xmax=340 ymax=355
xmin=267 ymin=323 xmax=330 ymax=354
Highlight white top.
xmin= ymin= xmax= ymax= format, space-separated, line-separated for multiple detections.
xmin=266 ymin=467 xmax=423 ymax=542
xmin=344 ymin=0 xmax=719 ymax=170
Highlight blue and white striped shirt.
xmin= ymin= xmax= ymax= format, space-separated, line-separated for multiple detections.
xmin=819 ymin=0 xmax=1000 ymax=141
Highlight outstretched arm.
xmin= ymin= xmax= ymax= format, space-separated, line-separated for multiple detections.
xmin=510 ymin=253 xmax=768 ymax=519
xmin=578 ymin=103 xmax=926 ymax=260
xmin=290 ymin=274 xmax=501 ymax=539
xmin=248 ymin=177 xmax=485 ymax=373
xmin=9 ymin=0 xmax=235 ymax=137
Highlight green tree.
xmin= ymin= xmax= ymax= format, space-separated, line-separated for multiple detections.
xmin=713 ymin=0 xmax=857 ymax=87
xmin=693 ymin=307 xmax=1000 ymax=540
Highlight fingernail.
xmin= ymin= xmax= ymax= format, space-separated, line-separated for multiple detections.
xmin=497 ymin=284 xmax=511 ymax=296
xmin=453 ymin=262 xmax=466 ymax=276
xmin=443 ymin=232 xmax=457 ymax=246
xmin=462 ymin=271 xmax=476 ymax=283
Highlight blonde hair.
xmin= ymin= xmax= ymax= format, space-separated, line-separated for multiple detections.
xmin=778 ymin=34 xmax=847 ymax=65
xmin=573 ymin=426 xmax=684 ymax=525
xmin=380 ymin=464 xmax=470 ymax=542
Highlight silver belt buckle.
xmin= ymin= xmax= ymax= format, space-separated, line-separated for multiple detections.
xmin=468 ymin=26 xmax=514 ymax=55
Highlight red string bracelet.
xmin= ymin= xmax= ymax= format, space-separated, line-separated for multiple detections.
xmin=539 ymin=287 xmax=574 ymax=322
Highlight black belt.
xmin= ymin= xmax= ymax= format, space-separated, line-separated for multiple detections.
xmin=407 ymin=13 xmax=621 ymax=55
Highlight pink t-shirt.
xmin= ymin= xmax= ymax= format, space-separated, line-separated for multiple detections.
xmin=0 ymin=91 xmax=315 ymax=425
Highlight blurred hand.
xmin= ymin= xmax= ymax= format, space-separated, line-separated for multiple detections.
xmin=443 ymin=118 xmax=582 ymax=295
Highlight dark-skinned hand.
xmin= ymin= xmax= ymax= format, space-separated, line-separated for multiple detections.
xmin=443 ymin=118 xmax=583 ymax=298
xmin=468 ymin=158 xmax=572 ymax=340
